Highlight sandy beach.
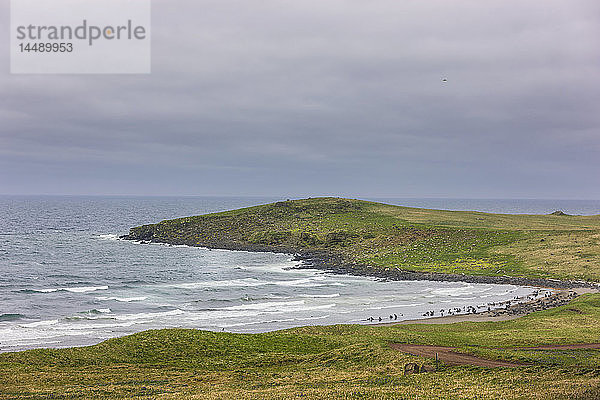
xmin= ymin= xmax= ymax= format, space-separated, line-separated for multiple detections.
xmin=380 ymin=287 xmax=599 ymax=325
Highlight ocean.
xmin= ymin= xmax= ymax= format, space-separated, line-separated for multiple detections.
xmin=1 ymin=196 xmax=598 ymax=352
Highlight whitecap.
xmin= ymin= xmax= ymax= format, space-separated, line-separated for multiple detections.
xmin=430 ymin=286 xmax=476 ymax=297
xmin=21 ymin=319 xmax=60 ymax=328
xmin=96 ymin=296 xmax=148 ymax=302
xmin=76 ymin=308 xmax=112 ymax=314
xmin=225 ymin=300 xmax=306 ymax=311
xmin=30 ymin=285 xmax=109 ymax=294
xmin=64 ymin=286 xmax=109 ymax=293
xmin=114 ymin=309 xmax=185 ymax=321
xmin=33 ymin=288 xmax=59 ymax=293
xmin=170 ymin=277 xmax=342 ymax=290
xmin=170 ymin=278 xmax=269 ymax=289
xmin=98 ymin=234 xmax=119 ymax=241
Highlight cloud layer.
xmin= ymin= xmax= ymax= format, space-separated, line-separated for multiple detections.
xmin=1 ymin=0 xmax=599 ymax=197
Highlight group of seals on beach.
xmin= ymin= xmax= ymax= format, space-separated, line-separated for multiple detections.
xmin=364 ymin=289 xmax=562 ymax=323
xmin=367 ymin=313 xmax=401 ymax=322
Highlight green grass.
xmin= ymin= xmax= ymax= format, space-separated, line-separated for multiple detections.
xmin=126 ymin=197 xmax=600 ymax=281
xmin=2 ymin=294 xmax=600 ymax=399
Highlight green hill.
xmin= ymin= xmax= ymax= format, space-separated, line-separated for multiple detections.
xmin=124 ymin=197 xmax=600 ymax=282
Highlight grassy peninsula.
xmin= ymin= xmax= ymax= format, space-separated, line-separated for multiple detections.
xmin=3 ymin=198 xmax=600 ymax=399
xmin=124 ymin=197 xmax=600 ymax=283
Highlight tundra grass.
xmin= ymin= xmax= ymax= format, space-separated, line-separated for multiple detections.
xmin=2 ymin=294 xmax=600 ymax=399
xmin=126 ymin=197 xmax=600 ymax=281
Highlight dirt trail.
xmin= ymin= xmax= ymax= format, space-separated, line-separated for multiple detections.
xmin=390 ymin=343 xmax=600 ymax=368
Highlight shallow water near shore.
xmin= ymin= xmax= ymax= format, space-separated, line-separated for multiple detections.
xmin=3 ymin=196 xmax=595 ymax=352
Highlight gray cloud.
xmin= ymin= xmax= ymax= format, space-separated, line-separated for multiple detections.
xmin=1 ymin=0 xmax=599 ymax=197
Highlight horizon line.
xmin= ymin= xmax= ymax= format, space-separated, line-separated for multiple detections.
xmin=1 ymin=194 xmax=600 ymax=202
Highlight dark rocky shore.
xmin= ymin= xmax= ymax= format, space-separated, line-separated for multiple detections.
xmin=121 ymin=234 xmax=600 ymax=291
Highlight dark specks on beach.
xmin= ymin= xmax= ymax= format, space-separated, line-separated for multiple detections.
xmin=365 ymin=289 xmax=580 ymax=324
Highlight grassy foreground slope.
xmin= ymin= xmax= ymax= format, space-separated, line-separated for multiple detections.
xmin=126 ymin=197 xmax=600 ymax=282
xmin=2 ymin=294 xmax=600 ymax=399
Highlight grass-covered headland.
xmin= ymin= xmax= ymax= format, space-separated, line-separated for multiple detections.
xmin=3 ymin=198 xmax=600 ymax=399
xmin=124 ymin=197 xmax=600 ymax=284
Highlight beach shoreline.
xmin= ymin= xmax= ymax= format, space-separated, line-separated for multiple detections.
xmin=378 ymin=287 xmax=598 ymax=325
xmin=120 ymin=237 xmax=600 ymax=328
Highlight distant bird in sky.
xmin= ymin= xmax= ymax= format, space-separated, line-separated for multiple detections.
xmin=442 ymin=78 xmax=448 ymax=82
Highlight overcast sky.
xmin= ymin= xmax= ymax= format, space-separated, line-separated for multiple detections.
xmin=1 ymin=0 xmax=599 ymax=198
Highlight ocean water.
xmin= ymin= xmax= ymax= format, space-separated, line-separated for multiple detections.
xmin=1 ymin=196 xmax=597 ymax=352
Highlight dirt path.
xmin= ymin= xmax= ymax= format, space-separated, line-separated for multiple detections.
xmin=390 ymin=343 xmax=600 ymax=368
